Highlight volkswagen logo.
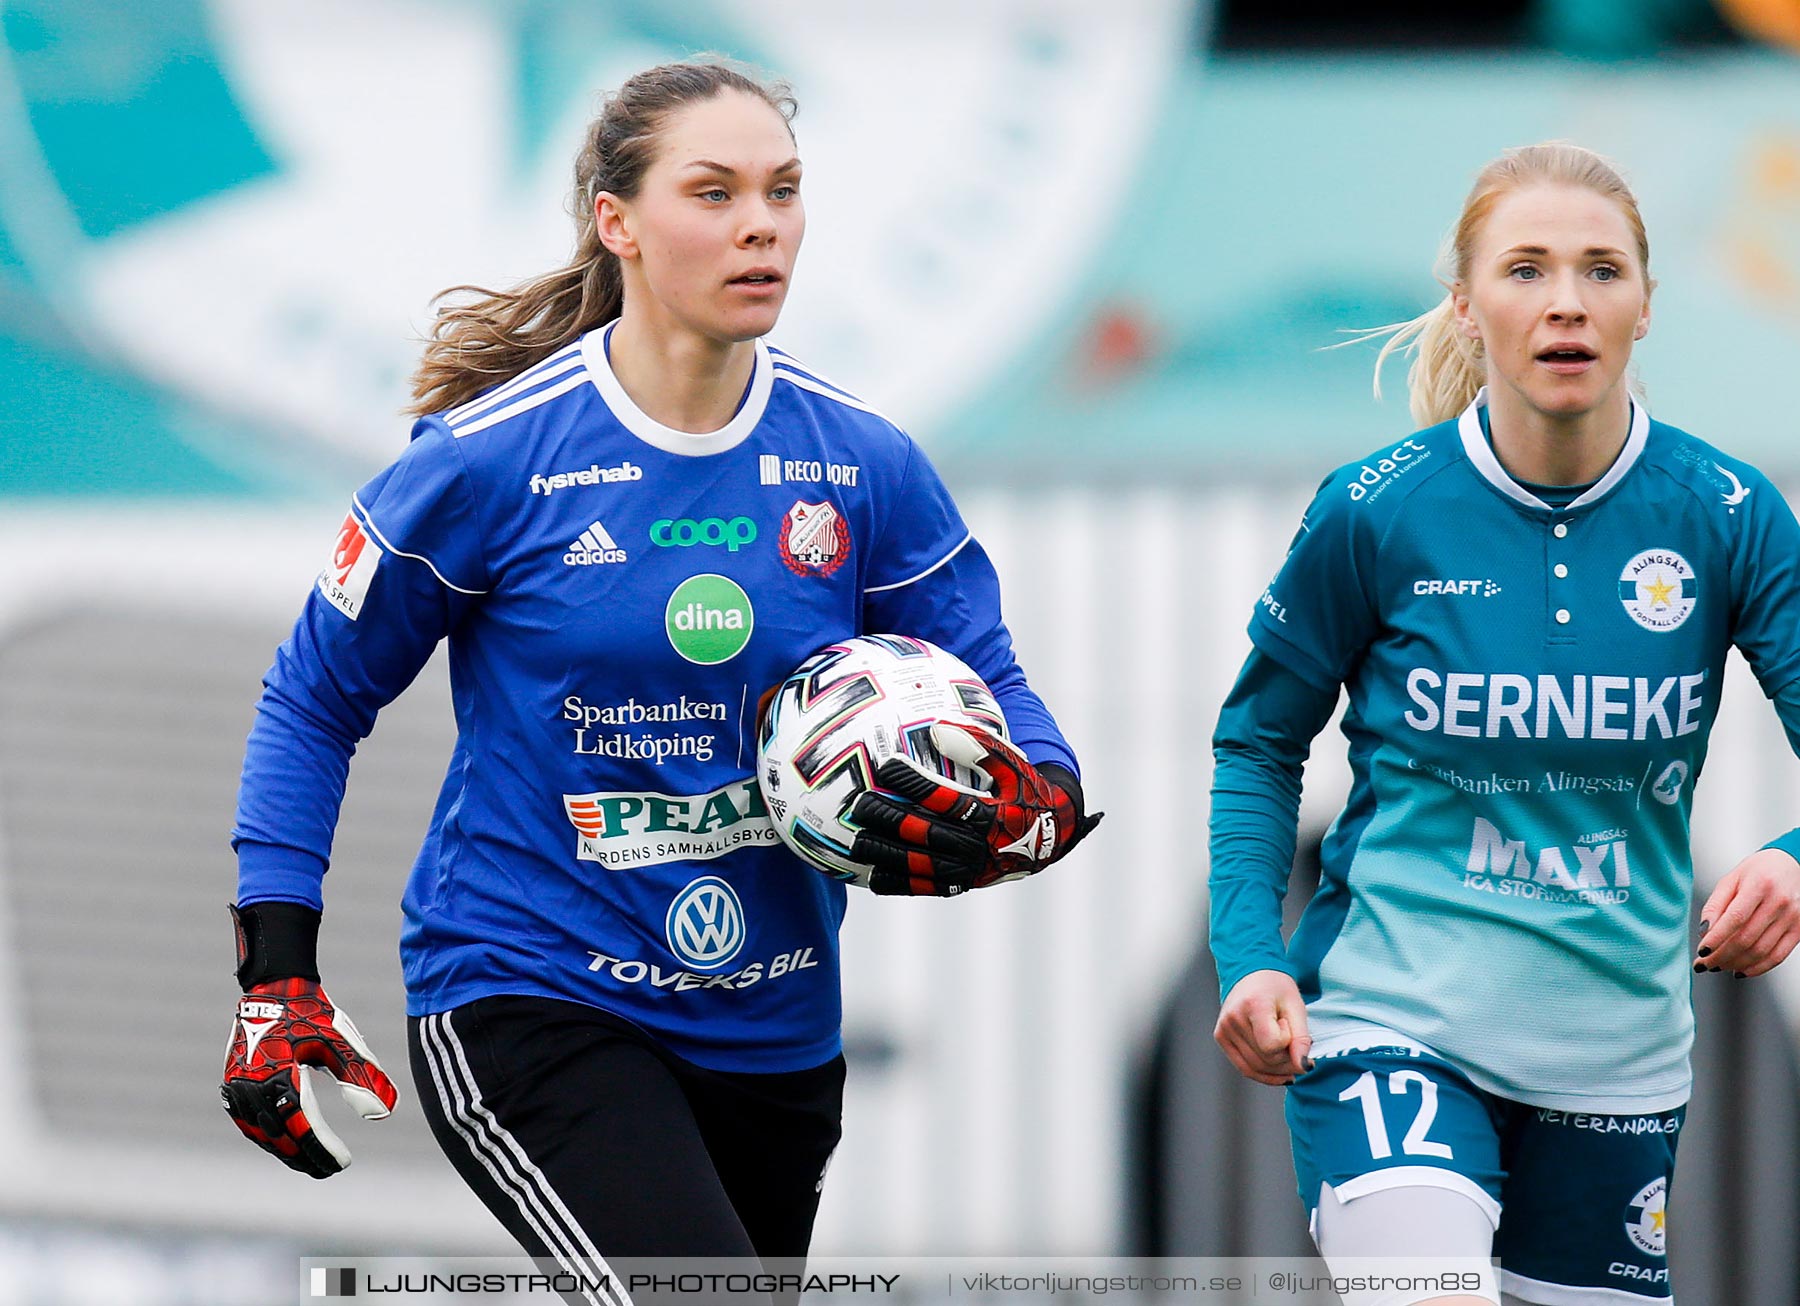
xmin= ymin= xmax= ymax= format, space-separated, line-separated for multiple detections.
xmin=665 ymin=876 xmax=746 ymax=970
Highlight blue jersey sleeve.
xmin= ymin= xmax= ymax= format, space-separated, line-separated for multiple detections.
xmin=1249 ymin=475 xmax=1382 ymax=691
xmin=233 ymin=421 xmax=490 ymax=908
xmin=1728 ymin=467 xmax=1800 ymax=696
xmin=862 ymin=439 xmax=1077 ymax=775
xmin=1208 ymin=648 xmax=1341 ymax=1000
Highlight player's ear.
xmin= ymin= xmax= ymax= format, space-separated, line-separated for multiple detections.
xmin=594 ymin=193 xmax=638 ymax=260
xmin=1449 ymin=286 xmax=1480 ymax=343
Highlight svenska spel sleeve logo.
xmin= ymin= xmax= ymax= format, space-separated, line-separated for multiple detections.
xmin=318 ymin=513 xmax=382 ymax=620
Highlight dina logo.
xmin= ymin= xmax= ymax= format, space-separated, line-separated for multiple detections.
xmin=665 ymin=575 xmax=754 ymax=664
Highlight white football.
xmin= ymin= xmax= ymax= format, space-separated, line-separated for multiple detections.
xmin=757 ymin=635 xmax=1008 ymax=886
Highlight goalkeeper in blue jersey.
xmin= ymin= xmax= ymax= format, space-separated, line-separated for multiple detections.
xmin=219 ymin=60 xmax=1097 ymax=1287
xmin=1209 ymin=143 xmax=1800 ymax=1306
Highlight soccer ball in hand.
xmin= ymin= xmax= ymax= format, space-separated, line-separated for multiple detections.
xmin=757 ymin=635 xmax=1008 ymax=886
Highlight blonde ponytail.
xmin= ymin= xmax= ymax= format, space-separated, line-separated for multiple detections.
xmin=1356 ymin=142 xmax=1650 ymax=429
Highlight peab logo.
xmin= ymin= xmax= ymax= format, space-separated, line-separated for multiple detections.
xmin=665 ymin=575 xmax=754 ymax=664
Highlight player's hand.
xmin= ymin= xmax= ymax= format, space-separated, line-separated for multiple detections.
xmin=847 ymin=722 xmax=1102 ymax=897
xmin=221 ymin=977 xmax=398 ymax=1178
xmin=1695 ymin=847 xmax=1800 ymax=979
xmin=1215 ymin=969 xmax=1313 ymax=1086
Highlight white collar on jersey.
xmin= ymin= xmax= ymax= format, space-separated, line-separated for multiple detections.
xmin=581 ymin=321 xmax=773 ymax=456
xmin=1457 ymin=385 xmax=1649 ymax=512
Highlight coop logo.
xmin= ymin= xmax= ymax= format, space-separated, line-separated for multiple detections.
xmin=664 ymin=876 xmax=747 ymax=969
xmin=528 ymin=460 xmax=642 ymax=495
xmin=1463 ymin=817 xmax=1632 ymax=905
xmin=1346 ymin=438 xmax=1430 ymax=502
xmin=1618 ymin=549 xmax=1697 ymax=632
xmin=562 ymin=778 xmax=779 ymax=868
xmin=1625 ymin=1177 xmax=1668 ymax=1257
xmin=318 ymin=512 xmax=383 ymax=620
xmin=779 ymin=500 xmax=851 ymax=577
xmin=665 ymin=575 xmax=755 ymax=664
xmin=1413 ymin=578 xmax=1502 ymax=597
xmin=651 ymin=516 xmax=757 ymax=552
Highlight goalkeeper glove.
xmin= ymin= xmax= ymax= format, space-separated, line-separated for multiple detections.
xmin=848 ymin=722 xmax=1102 ymax=896
xmin=221 ymin=903 xmax=397 ymax=1178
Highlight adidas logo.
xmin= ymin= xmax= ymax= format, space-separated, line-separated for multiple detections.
xmin=564 ymin=521 xmax=627 ymax=566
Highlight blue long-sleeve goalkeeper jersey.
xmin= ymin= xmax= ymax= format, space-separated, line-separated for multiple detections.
xmin=233 ymin=324 xmax=1077 ymax=1073
xmin=1210 ymin=390 xmax=1800 ymax=1112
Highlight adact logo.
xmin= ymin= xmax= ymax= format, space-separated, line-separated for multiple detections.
xmin=651 ymin=516 xmax=757 ymax=552
xmin=1413 ymin=578 xmax=1502 ymax=597
xmin=664 ymin=876 xmax=746 ymax=969
xmin=319 ymin=512 xmax=382 ymax=620
xmin=1346 ymin=438 xmax=1430 ymax=502
xmin=528 ymin=461 xmax=642 ymax=495
xmin=562 ymin=777 xmax=779 ymax=868
xmin=1464 ymin=817 xmax=1632 ymax=904
xmin=1624 ymin=1177 xmax=1668 ymax=1257
xmin=1618 ymin=549 xmax=1697 ymax=632
xmin=665 ymin=574 xmax=754 ymax=664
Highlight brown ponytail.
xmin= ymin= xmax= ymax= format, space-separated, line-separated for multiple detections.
xmin=407 ymin=59 xmax=796 ymax=416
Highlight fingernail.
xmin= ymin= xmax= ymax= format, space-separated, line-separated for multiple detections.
xmin=1698 ymin=946 xmax=1712 ymax=957
xmin=1303 ymin=1058 xmax=1316 ymax=1073
xmin=1700 ymin=920 xmax=1711 ymax=931
xmin=1735 ymin=972 xmax=1747 ymax=979
xmin=1282 ymin=1078 xmax=1295 ymax=1086
xmin=1708 ymin=966 xmax=1722 ymax=973
xmin=1694 ymin=962 xmax=1706 ymax=973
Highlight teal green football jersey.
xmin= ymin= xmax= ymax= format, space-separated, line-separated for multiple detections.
xmin=1251 ymin=392 xmax=1800 ymax=1112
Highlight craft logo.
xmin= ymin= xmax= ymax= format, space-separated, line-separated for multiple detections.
xmin=665 ymin=575 xmax=754 ymax=664
xmin=1412 ymin=578 xmax=1503 ymax=597
xmin=1626 ymin=1177 xmax=1668 ymax=1256
xmin=319 ymin=513 xmax=382 ymax=620
xmin=779 ymin=500 xmax=851 ymax=577
xmin=1618 ymin=549 xmax=1697 ymax=632
xmin=665 ymin=876 xmax=747 ymax=969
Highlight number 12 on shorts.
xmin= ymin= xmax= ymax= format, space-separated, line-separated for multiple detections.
xmin=1338 ymin=1070 xmax=1455 ymax=1160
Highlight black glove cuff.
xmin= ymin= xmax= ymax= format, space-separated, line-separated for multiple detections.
xmin=231 ymin=901 xmax=322 ymax=990
xmin=1037 ymin=762 xmax=1085 ymax=822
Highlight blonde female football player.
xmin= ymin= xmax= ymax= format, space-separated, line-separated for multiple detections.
xmin=219 ymin=59 xmax=1096 ymax=1295
xmin=1209 ymin=143 xmax=1800 ymax=1306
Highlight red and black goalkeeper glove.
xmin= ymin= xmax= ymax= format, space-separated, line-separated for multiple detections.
xmin=848 ymin=722 xmax=1102 ymax=897
xmin=221 ymin=903 xmax=398 ymax=1178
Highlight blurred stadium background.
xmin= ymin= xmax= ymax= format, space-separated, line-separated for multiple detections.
xmin=3 ymin=0 xmax=1800 ymax=1301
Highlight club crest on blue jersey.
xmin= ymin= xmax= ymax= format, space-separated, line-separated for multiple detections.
xmin=779 ymin=500 xmax=851 ymax=578
xmin=1617 ymin=549 xmax=1697 ymax=632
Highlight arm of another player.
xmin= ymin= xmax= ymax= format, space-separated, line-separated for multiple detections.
xmin=1695 ymin=677 xmax=1800 ymax=979
xmin=1209 ymin=648 xmax=1340 ymax=1084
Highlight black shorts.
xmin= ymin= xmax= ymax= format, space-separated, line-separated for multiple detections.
xmin=408 ymin=994 xmax=844 ymax=1288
